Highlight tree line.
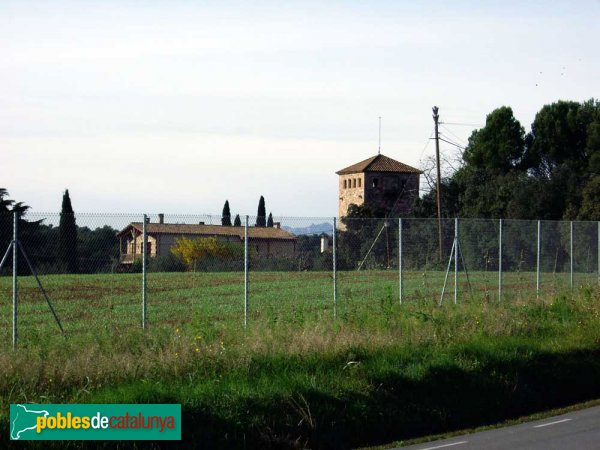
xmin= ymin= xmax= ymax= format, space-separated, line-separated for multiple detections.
xmin=338 ymin=99 xmax=600 ymax=271
xmin=0 ymin=189 xmax=119 ymax=274
xmin=0 ymin=190 xmax=283 ymax=275
xmin=221 ymin=196 xmax=275 ymax=227
xmin=3 ymin=99 xmax=597 ymax=274
xmin=413 ymin=99 xmax=600 ymax=221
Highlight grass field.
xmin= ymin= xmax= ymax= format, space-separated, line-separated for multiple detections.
xmin=0 ymin=269 xmax=597 ymax=344
xmin=1 ymin=270 xmax=600 ymax=448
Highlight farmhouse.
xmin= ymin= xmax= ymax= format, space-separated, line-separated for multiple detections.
xmin=117 ymin=217 xmax=297 ymax=264
xmin=337 ymin=153 xmax=421 ymax=219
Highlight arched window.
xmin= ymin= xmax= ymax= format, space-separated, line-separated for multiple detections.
xmin=353 ymin=179 xmax=357 ymax=188
xmin=358 ymin=178 xmax=362 ymax=188
xmin=343 ymin=180 xmax=347 ymax=189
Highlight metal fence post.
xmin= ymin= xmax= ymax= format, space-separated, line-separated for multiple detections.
xmin=498 ymin=219 xmax=503 ymax=301
xmin=570 ymin=220 xmax=574 ymax=289
xmin=454 ymin=218 xmax=458 ymax=305
xmin=142 ymin=214 xmax=147 ymax=329
xmin=12 ymin=212 xmax=18 ymax=350
xmin=244 ymin=216 xmax=249 ymax=328
xmin=333 ymin=217 xmax=337 ymax=319
xmin=536 ymin=220 xmax=541 ymax=297
xmin=399 ymin=218 xmax=403 ymax=305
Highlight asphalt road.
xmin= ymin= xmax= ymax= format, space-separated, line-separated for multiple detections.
xmin=398 ymin=405 xmax=600 ymax=450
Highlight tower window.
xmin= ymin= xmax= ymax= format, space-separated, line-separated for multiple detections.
xmin=372 ymin=178 xmax=379 ymax=188
xmin=353 ymin=179 xmax=357 ymax=188
xmin=358 ymin=178 xmax=362 ymax=188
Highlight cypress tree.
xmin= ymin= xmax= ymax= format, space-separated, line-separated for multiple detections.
xmin=267 ymin=212 xmax=274 ymax=227
xmin=233 ymin=214 xmax=242 ymax=227
xmin=58 ymin=189 xmax=78 ymax=273
xmin=255 ymin=196 xmax=266 ymax=227
xmin=221 ymin=200 xmax=232 ymax=226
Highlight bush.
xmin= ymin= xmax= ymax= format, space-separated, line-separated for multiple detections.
xmin=148 ymin=254 xmax=187 ymax=272
xmin=251 ymin=256 xmax=297 ymax=271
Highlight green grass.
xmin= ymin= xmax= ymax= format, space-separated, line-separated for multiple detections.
xmin=0 ymin=269 xmax=593 ymax=342
xmin=1 ymin=270 xmax=600 ymax=448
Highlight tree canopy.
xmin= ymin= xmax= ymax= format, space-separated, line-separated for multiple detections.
xmin=415 ymin=99 xmax=600 ymax=220
xmin=462 ymin=106 xmax=526 ymax=174
xmin=221 ymin=200 xmax=232 ymax=226
xmin=58 ymin=189 xmax=78 ymax=273
xmin=171 ymin=236 xmax=241 ymax=271
xmin=255 ymin=196 xmax=266 ymax=227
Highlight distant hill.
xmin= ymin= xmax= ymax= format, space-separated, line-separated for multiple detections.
xmin=283 ymin=222 xmax=332 ymax=236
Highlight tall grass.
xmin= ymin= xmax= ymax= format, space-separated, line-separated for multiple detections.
xmin=1 ymin=273 xmax=600 ymax=448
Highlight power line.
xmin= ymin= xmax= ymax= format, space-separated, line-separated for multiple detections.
xmin=440 ymin=124 xmax=468 ymax=146
xmin=418 ymin=128 xmax=434 ymax=161
xmin=438 ymin=136 xmax=465 ymax=150
xmin=429 ymin=133 xmax=465 ymax=150
xmin=440 ymin=121 xmax=483 ymax=127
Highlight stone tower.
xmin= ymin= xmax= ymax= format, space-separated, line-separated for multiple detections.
xmin=336 ymin=154 xmax=421 ymax=218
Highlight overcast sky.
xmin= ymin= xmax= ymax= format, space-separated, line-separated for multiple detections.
xmin=2 ymin=0 xmax=599 ymax=218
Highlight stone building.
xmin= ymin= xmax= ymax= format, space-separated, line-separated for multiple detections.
xmin=336 ymin=153 xmax=421 ymax=219
xmin=117 ymin=217 xmax=297 ymax=264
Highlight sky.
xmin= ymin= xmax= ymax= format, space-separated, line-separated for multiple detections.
xmin=2 ymin=0 xmax=599 ymax=218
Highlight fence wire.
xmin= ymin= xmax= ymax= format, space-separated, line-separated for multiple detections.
xmin=0 ymin=212 xmax=598 ymax=347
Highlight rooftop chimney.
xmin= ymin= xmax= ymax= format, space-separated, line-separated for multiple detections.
xmin=158 ymin=213 xmax=164 ymax=224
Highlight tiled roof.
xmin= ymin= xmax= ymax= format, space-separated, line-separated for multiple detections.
xmin=117 ymin=223 xmax=297 ymax=240
xmin=336 ymin=154 xmax=422 ymax=175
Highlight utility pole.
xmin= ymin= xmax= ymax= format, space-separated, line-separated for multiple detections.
xmin=433 ymin=106 xmax=443 ymax=261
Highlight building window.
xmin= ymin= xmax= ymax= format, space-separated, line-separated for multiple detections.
xmin=373 ymin=178 xmax=379 ymax=188
xmin=353 ymin=179 xmax=357 ymax=188
xmin=343 ymin=180 xmax=347 ymax=189
xmin=358 ymin=178 xmax=362 ymax=188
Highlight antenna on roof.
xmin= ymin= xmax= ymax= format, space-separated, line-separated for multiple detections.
xmin=378 ymin=116 xmax=382 ymax=155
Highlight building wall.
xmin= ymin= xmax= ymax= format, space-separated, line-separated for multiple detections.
xmin=123 ymin=232 xmax=295 ymax=261
xmin=127 ymin=234 xmax=158 ymax=257
xmin=338 ymin=173 xmax=365 ymax=218
xmin=338 ymin=172 xmax=420 ymax=218
xmin=251 ymin=239 xmax=296 ymax=258
xmin=152 ymin=234 xmax=241 ymax=258
xmin=364 ymin=172 xmax=420 ymax=216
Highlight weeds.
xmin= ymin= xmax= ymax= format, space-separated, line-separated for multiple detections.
xmin=1 ymin=273 xmax=600 ymax=448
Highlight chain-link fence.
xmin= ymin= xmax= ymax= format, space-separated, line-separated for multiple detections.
xmin=0 ymin=212 xmax=598 ymax=347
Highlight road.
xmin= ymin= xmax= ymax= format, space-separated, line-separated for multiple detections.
xmin=398 ymin=405 xmax=600 ymax=450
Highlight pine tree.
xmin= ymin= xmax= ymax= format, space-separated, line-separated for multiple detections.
xmin=267 ymin=212 xmax=274 ymax=227
xmin=0 ymin=189 xmax=14 ymax=255
xmin=221 ymin=200 xmax=232 ymax=226
xmin=255 ymin=196 xmax=266 ymax=227
xmin=58 ymin=189 xmax=78 ymax=273
xmin=233 ymin=214 xmax=242 ymax=227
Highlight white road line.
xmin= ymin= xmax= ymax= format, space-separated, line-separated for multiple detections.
xmin=533 ymin=418 xmax=572 ymax=428
xmin=419 ymin=441 xmax=468 ymax=450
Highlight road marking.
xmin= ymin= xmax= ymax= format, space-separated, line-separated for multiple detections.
xmin=533 ymin=418 xmax=572 ymax=428
xmin=419 ymin=441 xmax=468 ymax=450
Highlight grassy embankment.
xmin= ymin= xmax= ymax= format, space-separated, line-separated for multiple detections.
xmin=1 ymin=271 xmax=600 ymax=448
